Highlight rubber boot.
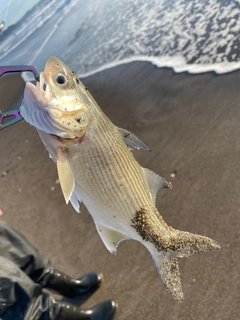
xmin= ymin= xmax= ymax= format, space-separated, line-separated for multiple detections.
xmin=56 ymin=300 xmax=117 ymax=320
xmin=42 ymin=269 xmax=102 ymax=297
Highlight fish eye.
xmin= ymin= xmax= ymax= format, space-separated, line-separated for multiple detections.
xmin=56 ymin=74 xmax=66 ymax=85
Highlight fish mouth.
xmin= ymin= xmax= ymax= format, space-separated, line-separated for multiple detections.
xmin=37 ymin=72 xmax=48 ymax=96
xmin=25 ymin=71 xmax=52 ymax=111
xmin=22 ymin=71 xmax=70 ymax=137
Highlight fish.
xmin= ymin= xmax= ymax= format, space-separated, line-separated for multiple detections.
xmin=20 ymin=56 xmax=220 ymax=302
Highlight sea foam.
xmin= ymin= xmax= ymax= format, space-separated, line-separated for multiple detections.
xmin=1 ymin=0 xmax=240 ymax=76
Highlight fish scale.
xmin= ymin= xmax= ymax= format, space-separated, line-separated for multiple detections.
xmin=93 ymin=121 xmax=149 ymax=210
xmin=72 ymin=120 xmax=150 ymax=219
xmin=20 ymin=56 xmax=220 ymax=302
xmin=98 ymin=119 xmax=151 ymax=204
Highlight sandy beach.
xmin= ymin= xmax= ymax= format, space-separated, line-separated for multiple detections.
xmin=0 ymin=62 xmax=239 ymax=320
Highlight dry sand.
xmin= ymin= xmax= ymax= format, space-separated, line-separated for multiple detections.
xmin=0 ymin=62 xmax=240 ymax=319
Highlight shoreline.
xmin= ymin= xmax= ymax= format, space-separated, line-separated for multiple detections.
xmin=79 ymin=55 xmax=240 ymax=79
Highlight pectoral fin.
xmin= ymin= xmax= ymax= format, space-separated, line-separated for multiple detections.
xmin=57 ymin=148 xmax=75 ymax=204
xmin=95 ymin=223 xmax=129 ymax=255
xmin=144 ymin=168 xmax=172 ymax=204
xmin=119 ymin=127 xmax=151 ymax=151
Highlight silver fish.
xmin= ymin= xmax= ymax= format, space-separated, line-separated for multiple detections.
xmin=20 ymin=57 xmax=220 ymax=301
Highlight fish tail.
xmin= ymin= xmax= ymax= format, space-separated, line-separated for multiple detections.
xmin=151 ymin=230 xmax=220 ymax=302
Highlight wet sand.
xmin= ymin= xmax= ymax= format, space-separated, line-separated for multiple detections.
xmin=0 ymin=62 xmax=240 ymax=319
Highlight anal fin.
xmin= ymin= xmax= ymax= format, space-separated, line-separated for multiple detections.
xmin=95 ymin=223 xmax=129 ymax=255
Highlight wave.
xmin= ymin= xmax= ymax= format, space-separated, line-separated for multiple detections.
xmin=0 ymin=0 xmax=72 ymax=61
xmin=63 ymin=0 xmax=240 ymax=77
xmin=2 ymin=0 xmax=240 ymax=77
xmin=78 ymin=55 xmax=240 ymax=79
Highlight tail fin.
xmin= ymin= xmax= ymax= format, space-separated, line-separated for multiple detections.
xmin=151 ymin=230 xmax=220 ymax=302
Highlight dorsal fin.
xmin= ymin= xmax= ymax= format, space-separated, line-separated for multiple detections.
xmin=95 ymin=222 xmax=129 ymax=255
xmin=144 ymin=168 xmax=172 ymax=204
xmin=57 ymin=148 xmax=75 ymax=204
xmin=119 ymin=127 xmax=151 ymax=151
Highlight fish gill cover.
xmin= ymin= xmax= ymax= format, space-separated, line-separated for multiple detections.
xmin=0 ymin=0 xmax=240 ymax=76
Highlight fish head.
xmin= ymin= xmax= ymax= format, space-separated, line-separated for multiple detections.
xmin=21 ymin=56 xmax=91 ymax=138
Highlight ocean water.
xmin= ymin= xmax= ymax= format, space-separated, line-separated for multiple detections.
xmin=0 ymin=0 xmax=240 ymax=77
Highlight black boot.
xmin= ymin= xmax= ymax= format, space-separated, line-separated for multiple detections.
xmin=42 ymin=269 xmax=102 ymax=297
xmin=56 ymin=300 xmax=117 ymax=320
xmin=23 ymin=291 xmax=116 ymax=320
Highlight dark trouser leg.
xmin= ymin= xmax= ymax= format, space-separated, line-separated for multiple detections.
xmin=0 ymin=220 xmax=101 ymax=296
xmin=0 ymin=220 xmax=52 ymax=282
xmin=0 ymin=255 xmax=45 ymax=320
xmin=0 ymin=247 xmax=116 ymax=320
